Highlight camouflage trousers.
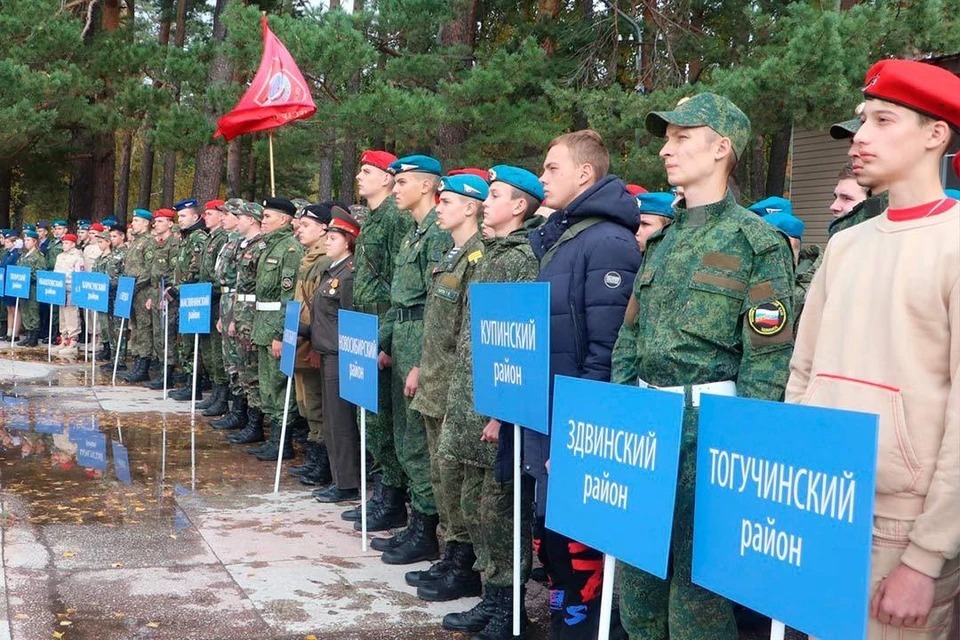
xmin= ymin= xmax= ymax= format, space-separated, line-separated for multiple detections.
xmin=238 ymin=344 xmax=260 ymax=410
xmin=220 ymin=299 xmax=242 ymax=397
xmin=128 ymin=289 xmax=153 ymax=359
xmin=391 ymin=320 xmax=434 ymax=515
xmin=150 ymin=299 xmax=177 ymax=365
xmin=295 ymin=366 xmax=324 ymax=443
xmin=427 ymin=415 xmax=468 ymax=544
xmin=20 ymin=298 xmax=39 ymax=332
xmin=178 ymin=321 xmax=196 ymax=376
xmin=200 ymin=301 xmax=226 ymax=385
xmin=110 ymin=315 xmax=127 ymax=361
xmin=257 ymin=344 xmax=295 ymax=423
xmin=619 ymin=410 xmax=737 ymax=640
xmin=461 ymin=464 xmax=533 ymax=588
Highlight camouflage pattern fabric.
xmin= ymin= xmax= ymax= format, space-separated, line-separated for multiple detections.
xmin=198 ymin=226 xmax=230 ymax=385
xmin=646 ymin=92 xmax=751 ymax=159
xmin=793 ymin=243 xmax=822 ymax=329
xmin=234 ymin=233 xmax=267 ymax=408
xmin=828 ymin=192 xmax=888 ymax=238
xmin=149 ymin=233 xmax=180 ymax=365
xmin=216 ymin=231 xmax=244 ymax=397
xmin=19 ymin=248 xmax=46 ymax=331
xmin=123 ymin=232 xmax=156 ymax=360
xmin=174 ymin=220 xmax=208 ymax=376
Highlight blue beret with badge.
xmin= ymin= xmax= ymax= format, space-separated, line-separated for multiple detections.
xmin=764 ymin=211 xmax=805 ymax=240
xmin=77 ymin=221 xmax=90 ymax=230
xmin=23 ymin=229 xmax=39 ymax=240
xmin=52 ymin=219 xmax=68 ymax=228
xmin=388 ymin=155 xmax=442 ymax=176
xmin=174 ymin=198 xmax=199 ymax=211
xmin=102 ymin=216 xmax=117 ymax=228
xmin=438 ymin=174 xmax=489 ymax=201
xmin=487 ymin=165 xmax=544 ymax=202
xmin=133 ymin=208 xmax=153 ymax=221
xmin=2 ymin=229 xmax=16 ymax=239
xmin=636 ymin=192 xmax=675 ymax=219
xmin=748 ymin=196 xmax=792 ymax=218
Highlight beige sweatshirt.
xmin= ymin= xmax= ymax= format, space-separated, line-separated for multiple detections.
xmin=786 ymin=204 xmax=959 ymax=579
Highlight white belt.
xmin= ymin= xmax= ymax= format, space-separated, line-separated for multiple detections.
xmin=221 ymin=287 xmax=236 ymax=294
xmin=255 ymin=301 xmax=282 ymax=311
xmin=236 ymin=294 xmax=256 ymax=302
xmin=637 ymin=379 xmax=737 ymax=407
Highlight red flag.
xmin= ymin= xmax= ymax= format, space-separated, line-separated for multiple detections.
xmin=214 ymin=16 xmax=317 ymax=141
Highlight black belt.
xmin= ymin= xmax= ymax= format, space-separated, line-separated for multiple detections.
xmin=395 ymin=305 xmax=424 ymax=323
xmin=356 ymin=302 xmax=391 ymax=315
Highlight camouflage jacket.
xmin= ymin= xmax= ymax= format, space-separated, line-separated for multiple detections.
xmin=380 ymin=209 xmax=452 ymax=357
xmin=610 ymin=191 xmax=796 ymax=411
xmin=123 ymin=233 xmax=156 ymax=293
xmin=252 ymin=225 xmax=303 ymax=347
xmin=45 ymin=238 xmax=63 ymax=271
xmin=793 ymin=243 xmax=822 ymax=328
xmin=828 ymin=192 xmax=888 ymax=238
xmin=233 ymin=233 xmax=266 ymax=345
xmin=215 ymin=231 xmax=243 ymax=322
xmin=199 ymin=227 xmax=230 ymax=285
xmin=149 ymin=233 xmax=181 ymax=299
xmin=94 ymin=249 xmax=124 ymax=290
xmin=175 ymin=219 xmax=209 ymax=286
xmin=19 ymin=249 xmax=46 ymax=296
xmin=439 ymin=222 xmax=541 ymax=468
xmin=411 ymin=232 xmax=485 ymax=419
xmin=353 ymin=196 xmax=412 ymax=309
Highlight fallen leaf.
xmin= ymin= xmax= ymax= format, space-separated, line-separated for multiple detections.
xmin=110 ymin=563 xmax=123 ymax=568
xmin=13 ymin=613 xmax=28 ymax=620
xmin=59 ymin=621 xmax=72 ymax=627
xmin=146 ymin=621 xmax=160 ymax=628
xmin=62 ymin=551 xmax=75 ymax=558
xmin=52 ymin=633 xmax=64 ymax=639
xmin=305 ymin=635 xmax=318 ymax=640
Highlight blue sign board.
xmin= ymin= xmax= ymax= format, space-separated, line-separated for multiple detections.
xmin=545 ymin=376 xmax=685 ymax=578
xmin=692 ymin=395 xmax=878 ymax=640
xmin=76 ymin=431 xmax=107 ymax=471
xmin=114 ymin=276 xmax=135 ymax=319
xmin=279 ymin=301 xmax=301 ymax=377
xmin=178 ymin=283 xmax=212 ymax=334
xmin=36 ymin=271 xmax=67 ymax=306
xmin=34 ymin=414 xmax=64 ymax=436
xmin=112 ymin=440 xmax=132 ymax=484
xmin=337 ymin=310 xmax=379 ymax=413
xmin=5 ymin=265 xmax=31 ymax=300
xmin=0 ymin=268 xmax=5 ymax=296
xmin=68 ymin=415 xmax=99 ymax=438
xmin=3 ymin=395 xmax=29 ymax=431
xmin=73 ymin=271 xmax=110 ymax=312
xmin=470 ymin=282 xmax=550 ymax=434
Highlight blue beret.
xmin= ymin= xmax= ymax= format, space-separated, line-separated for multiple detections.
xmin=748 ymin=196 xmax=792 ymax=217
xmin=488 ymin=165 xmax=544 ymax=202
xmin=23 ymin=230 xmax=39 ymax=240
xmin=22 ymin=224 xmax=36 ymax=232
xmin=438 ymin=175 xmax=489 ymax=202
xmin=133 ymin=209 xmax=153 ymax=221
xmin=945 ymin=189 xmax=960 ymax=200
xmin=36 ymin=220 xmax=49 ymax=229
xmin=764 ymin=211 xmax=805 ymax=240
xmin=77 ymin=221 xmax=90 ymax=230
xmin=2 ymin=229 xmax=16 ymax=239
xmin=636 ymin=192 xmax=676 ymax=219
xmin=102 ymin=216 xmax=117 ymax=226
xmin=174 ymin=198 xmax=199 ymax=211
xmin=388 ymin=155 xmax=442 ymax=177
xmin=52 ymin=219 xmax=67 ymax=227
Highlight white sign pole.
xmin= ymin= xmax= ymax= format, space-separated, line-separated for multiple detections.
xmin=47 ymin=308 xmax=54 ymax=362
xmin=190 ymin=333 xmax=199 ymax=491
xmin=360 ymin=408 xmax=368 ymax=550
xmin=10 ymin=298 xmax=18 ymax=355
xmin=597 ymin=553 xmax=616 ymax=640
xmin=162 ymin=299 xmax=169 ymax=397
xmin=513 ymin=423 xmax=521 ymax=636
xmin=83 ymin=309 xmax=88 ymax=362
xmin=90 ymin=313 xmax=97 ymax=387
xmin=770 ymin=620 xmax=786 ymax=640
xmin=112 ymin=318 xmax=125 ymax=386
xmin=272 ymin=374 xmax=293 ymax=493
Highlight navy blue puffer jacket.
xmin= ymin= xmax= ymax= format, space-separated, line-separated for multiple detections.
xmin=522 ymin=175 xmax=642 ymax=514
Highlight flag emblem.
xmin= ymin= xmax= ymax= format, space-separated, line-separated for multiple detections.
xmin=747 ymin=300 xmax=787 ymax=336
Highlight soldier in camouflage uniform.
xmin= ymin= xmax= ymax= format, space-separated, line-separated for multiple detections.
xmin=226 ymin=203 xmax=269 ymax=446
xmin=15 ymin=230 xmax=45 ymax=347
xmin=341 ymin=149 xmax=413 ymax=531
xmin=121 ymin=210 xmax=157 ymax=382
xmin=370 ymin=155 xmax=452 ymax=566
xmin=406 ymin=174 xmax=488 ymax=602
xmin=92 ymin=229 xmax=124 ymax=361
xmin=248 ymin=197 xmax=304 ymax=462
xmin=210 ymin=199 xmax=247 ymax=431
xmin=169 ymin=199 xmax=209 ymax=400
xmin=195 ymin=200 xmax=232 ymax=416
xmin=611 ymin=93 xmax=795 ymax=640
xmin=440 ymin=166 xmax=543 ymax=640
xmin=145 ymin=209 xmax=181 ymax=389
xmin=45 ymin=219 xmax=66 ymax=270
xmin=100 ymin=226 xmax=128 ymax=370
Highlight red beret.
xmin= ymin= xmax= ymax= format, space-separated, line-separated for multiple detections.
xmin=862 ymin=59 xmax=960 ymax=129
xmin=204 ymin=199 xmax=225 ymax=212
xmin=154 ymin=208 xmax=175 ymax=219
xmin=625 ymin=184 xmax=649 ymax=197
xmin=62 ymin=233 xmax=77 ymax=243
xmin=447 ymin=168 xmax=489 ymax=182
xmin=360 ymin=150 xmax=398 ymax=172
xmin=89 ymin=223 xmax=105 ymax=233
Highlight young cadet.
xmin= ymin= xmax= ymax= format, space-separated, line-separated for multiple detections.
xmin=439 ymin=165 xmax=544 ymax=640
xmin=343 ymin=149 xmax=412 ymax=532
xmin=16 ymin=230 xmax=45 ymax=347
xmin=788 ymin=59 xmax=960 ymax=639
xmin=371 ymin=155 xmax=453 ymax=565
xmin=170 ymin=198 xmax=209 ymax=401
xmin=527 ymin=130 xmax=642 ymax=638
xmin=121 ymin=210 xmax=157 ymax=382
xmin=196 ymin=200 xmax=232 ymax=417
xmin=92 ymin=228 xmax=122 ymax=361
xmin=145 ymin=209 xmax=181 ymax=389
xmin=634 ymin=192 xmax=676 ymax=252
xmin=101 ymin=225 xmax=128 ymax=371
xmin=407 ymin=173 xmax=489 ymax=602
xmin=828 ymin=109 xmax=889 ymax=237
xmin=611 ymin=93 xmax=796 ymax=640
xmin=210 ymin=199 xmax=246 ymax=429
xmin=830 ymin=162 xmax=869 ymax=219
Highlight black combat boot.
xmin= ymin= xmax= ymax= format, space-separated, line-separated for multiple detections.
xmin=342 ymin=473 xmax=383 ymax=522
xmin=196 ymin=383 xmax=220 ymax=410
xmin=298 ymin=443 xmax=333 ymax=485
xmin=228 ymin=407 xmax=265 ymax=444
xmin=169 ymin=375 xmax=203 ymax=401
xmin=370 ymin=509 xmax=419 ymax=552
xmin=472 ymin=585 xmax=528 ymax=640
xmin=443 ymin=585 xmax=500 ymax=632
xmin=357 ymin=484 xmax=407 ymax=532
xmin=381 ymin=511 xmax=440 ymax=565
xmin=211 ymin=394 xmax=247 ymax=430
xmin=201 ymin=385 xmax=229 ymax=416
xmin=122 ymin=357 xmax=149 ymax=383
xmin=289 ymin=440 xmax=321 ymax=476
xmin=254 ymin=419 xmax=293 ymax=460
xmin=95 ymin=341 xmax=111 ymax=361
xmin=16 ymin=331 xmax=38 ymax=347
xmin=416 ymin=542 xmax=482 ymax=601
xmin=146 ymin=366 xmax=175 ymax=389
xmin=406 ymin=541 xmax=457 ymax=587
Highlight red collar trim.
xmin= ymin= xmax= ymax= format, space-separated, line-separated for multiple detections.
xmin=887 ymin=198 xmax=957 ymax=222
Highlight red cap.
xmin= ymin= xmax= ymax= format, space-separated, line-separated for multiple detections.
xmin=154 ymin=208 xmax=175 ymax=220
xmin=89 ymin=223 xmax=105 ymax=233
xmin=953 ymin=154 xmax=960 ymax=180
xmin=447 ymin=168 xmax=489 ymax=181
xmin=62 ymin=233 xmax=78 ymax=243
xmin=328 ymin=217 xmax=360 ymax=238
xmin=862 ymin=59 xmax=960 ymax=130
xmin=625 ymin=184 xmax=649 ymax=197
xmin=360 ymin=150 xmax=398 ymax=172
xmin=204 ymin=199 xmax=225 ymax=212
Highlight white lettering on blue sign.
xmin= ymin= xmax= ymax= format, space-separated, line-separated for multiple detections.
xmin=349 ymin=363 xmax=365 ymax=380
xmin=582 ymin=471 xmax=629 ymax=509
xmin=81 ymin=280 xmax=108 ymax=292
xmin=182 ymin=296 xmax=210 ymax=307
xmin=740 ymin=517 xmax=803 ymax=567
xmin=708 ymin=448 xmax=857 ymax=524
xmin=479 ymin=319 xmax=537 ymax=350
xmin=493 ymin=359 xmax=522 ymax=387
xmin=567 ymin=420 xmax=658 ymax=470
xmin=43 ymin=289 xmax=56 ymax=297
xmin=38 ymin=277 xmax=60 ymax=287
xmin=283 ymin=328 xmax=297 ymax=344
xmin=187 ymin=311 xmax=200 ymax=321
xmin=10 ymin=273 xmax=26 ymax=282
xmin=119 ymin=292 xmax=130 ymax=301
xmin=339 ymin=335 xmax=377 ymax=358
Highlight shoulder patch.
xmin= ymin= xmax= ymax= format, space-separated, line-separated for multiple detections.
xmin=739 ymin=217 xmax=781 ymax=255
xmin=747 ymin=300 xmax=788 ymax=336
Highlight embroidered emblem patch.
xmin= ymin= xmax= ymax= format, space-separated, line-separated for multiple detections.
xmin=747 ymin=300 xmax=787 ymax=335
xmin=281 ymin=276 xmax=294 ymax=291
xmin=603 ymin=271 xmax=622 ymax=289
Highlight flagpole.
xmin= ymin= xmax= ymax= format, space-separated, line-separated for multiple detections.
xmin=268 ymin=132 xmax=276 ymax=197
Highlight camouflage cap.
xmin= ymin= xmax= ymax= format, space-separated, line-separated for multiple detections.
xmin=291 ymin=198 xmax=312 ymax=218
xmin=646 ymin=92 xmax=751 ymax=160
xmin=223 ymin=198 xmax=247 ymax=216
xmin=237 ymin=202 xmax=264 ymax=222
xmin=829 ymin=102 xmax=865 ymax=140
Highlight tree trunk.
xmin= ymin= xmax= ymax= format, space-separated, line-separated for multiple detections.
xmin=191 ymin=0 xmax=231 ymax=203
xmin=69 ymin=141 xmax=95 ymax=224
xmin=537 ymin=0 xmax=561 ymax=56
xmin=749 ymin=134 xmax=766 ymax=201
xmin=92 ymin=131 xmax=116 ymax=219
xmin=436 ymin=0 xmax=478 ymax=161
xmin=226 ymin=137 xmax=242 ymax=197
xmin=318 ymin=129 xmax=335 ymax=201
xmin=103 ymin=0 xmax=121 ymax=30
xmin=162 ymin=152 xmax=177 ymax=207
xmin=246 ymin=138 xmax=258 ymax=202
xmin=340 ymin=139 xmax=357 ymax=204
xmin=640 ymin=0 xmax=656 ymax=92
xmin=138 ymin=128 xmax=155 ymax=210
xmin=117 ymin=131 xmax=133 ymax=219
xmin=764 ymin=124 xmax=791 ymax=198
xmin=0 ymin=164 xmax=11 ymax=228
